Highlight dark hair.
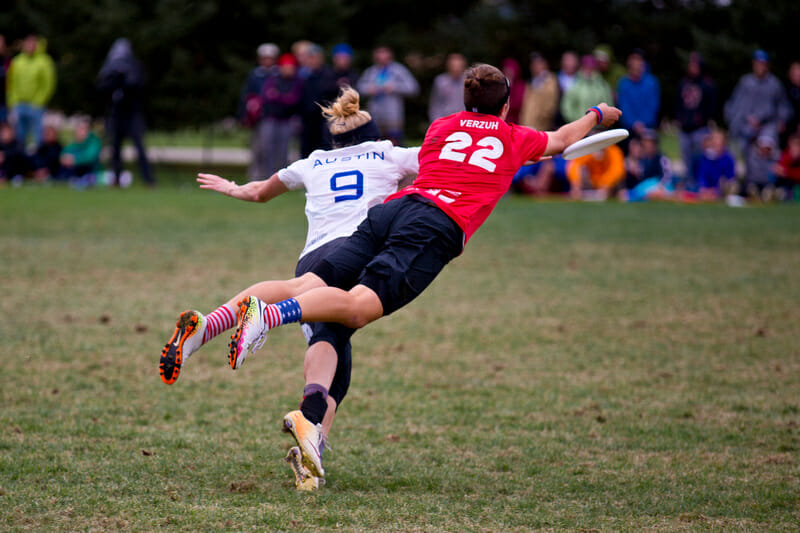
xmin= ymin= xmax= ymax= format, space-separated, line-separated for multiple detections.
xmin=463 ymin=63 xmax=509 ymax=116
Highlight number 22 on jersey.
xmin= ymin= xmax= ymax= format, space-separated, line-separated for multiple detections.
xmin=439 ymin=132 xmax=504 ymax=172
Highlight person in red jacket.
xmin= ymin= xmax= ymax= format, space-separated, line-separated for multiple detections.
xmin=773 ymin=133 xmax=800 ymax=200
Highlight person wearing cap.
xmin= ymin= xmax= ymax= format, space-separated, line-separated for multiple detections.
xmin=331 ymin=43 xmax=359 ymax=89
xmin=593 ymin=45 xmax=625 ymax=96
xmin=519 ymin=52 xmax=560 ymax=131
xmin=724 ymin=49 xmax=792 ymax=156
xmin=240 ymin=43 xmax=280 ymax=180
xmin=257 ymin=53 xmax=303 ymax=178
xmin=674 ymin=51 xmax=718 ymax=179
xmin=616 ymin=49 xmax=661 ymax=137
xmin=560 ymin=54 xmax=612 ymax=124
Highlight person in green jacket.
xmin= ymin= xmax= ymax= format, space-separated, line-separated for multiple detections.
xmin=6 ymin=34 xmax=56 ymax=149
xmin=60 ymin=117 xmax=102 ymax=184
xmin=560 ymin=54 xmax=613 ymax=123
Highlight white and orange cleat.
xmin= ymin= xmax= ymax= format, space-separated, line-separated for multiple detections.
xmin=282 ymin=410 xmax=325 ymax=478
xmin=285 ymin=446 xmax=324 ymax=491
xmin=228 ymin=296 xmax=269 ymax=370
xmin=159 ymin=310 xmax=206 ymax=385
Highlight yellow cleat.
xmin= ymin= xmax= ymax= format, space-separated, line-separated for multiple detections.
xmin=285 ymin=446 xmax=324 ymax=491
xmin=282 ymin=410 xmax=325 ymax=478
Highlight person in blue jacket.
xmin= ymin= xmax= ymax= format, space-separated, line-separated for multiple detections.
xmin=616 ymin=49 xmax=660 ymax=140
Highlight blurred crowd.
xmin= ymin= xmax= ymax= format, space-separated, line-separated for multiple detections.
xmin=0 ymin=33 xmax=153 ymax=188
xmin=3 ymin=33 xmax=800 ymax=204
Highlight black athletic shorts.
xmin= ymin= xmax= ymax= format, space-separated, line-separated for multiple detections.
xmin=310 ymin=195 xmax=464 ymax=316
xmin=295 ymin=238 xmax=354 ymax=407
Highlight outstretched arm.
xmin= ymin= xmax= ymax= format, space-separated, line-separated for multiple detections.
xmin=197 ymin=173 xmax=289 ymax=203
xmin=543 ymin=102 xmax=622 ymax=157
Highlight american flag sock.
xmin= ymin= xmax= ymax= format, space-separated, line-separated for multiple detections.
xmin=262 ymin=298 xmax=303 ymax=328
xmin=202 ymin=304 xmax=237 ymax=344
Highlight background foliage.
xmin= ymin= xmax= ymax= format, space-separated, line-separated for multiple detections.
xmin=2 ymin=0 xmax=798 ymax=132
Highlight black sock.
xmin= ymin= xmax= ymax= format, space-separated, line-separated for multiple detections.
xmin=300 ymin=391 xmax=328 ymax=425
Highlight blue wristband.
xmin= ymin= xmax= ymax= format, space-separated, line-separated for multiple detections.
xmin=586 ymin=106 xmax=603 ymax=124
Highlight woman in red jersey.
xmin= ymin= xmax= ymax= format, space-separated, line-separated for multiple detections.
xmin=173 ymin=63 xmax=621 ymax=481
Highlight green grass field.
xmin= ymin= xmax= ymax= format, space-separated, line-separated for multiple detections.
xmin=1 ymin=183 xmax=799 ymax=531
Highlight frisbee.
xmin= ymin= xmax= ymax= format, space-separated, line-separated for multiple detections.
xmin=562 ymin=129 xmax=629 ymax=160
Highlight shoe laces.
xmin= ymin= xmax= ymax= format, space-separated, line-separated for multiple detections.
xmin=251 ymin=332 xmax=268 ymax=353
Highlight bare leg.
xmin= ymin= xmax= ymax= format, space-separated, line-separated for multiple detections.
xmin=302 ymin=341 xmax=339 ymax=437
xmin=294 ymin=284 xmax=384 ymax=329
xmin=225 ymin=272 xmax=326 ymax=308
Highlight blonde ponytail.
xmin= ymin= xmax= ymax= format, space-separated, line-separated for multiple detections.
xmin=320 ymin=86 xmax=372 ymax=135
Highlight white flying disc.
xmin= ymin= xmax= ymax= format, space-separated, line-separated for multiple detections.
xmin=562 ymin=129 xmax=629 ymax=160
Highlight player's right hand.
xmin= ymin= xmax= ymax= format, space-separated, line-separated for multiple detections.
xmin=197 ymin=173 xmax=237 ymax=196
xmin=596 ymin=103 xmax=622 ymax=127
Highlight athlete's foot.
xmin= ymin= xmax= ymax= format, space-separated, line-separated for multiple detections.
xmin=285 ymin=446 xmax=324 ymax=491
xmin=159 ymin=310 xmax=206 ymax=385
xmin=283 ymin=410 xmax=326 ymax=478
xmin=228 ymin=296 xmax=269 ymax=370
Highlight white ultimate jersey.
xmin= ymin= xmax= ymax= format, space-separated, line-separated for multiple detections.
xmin=278 ymin=140 xmax=420 ymax=258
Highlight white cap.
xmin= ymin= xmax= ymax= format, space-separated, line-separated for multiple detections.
xmin=257 ymin=43 xmax=279 ymax=58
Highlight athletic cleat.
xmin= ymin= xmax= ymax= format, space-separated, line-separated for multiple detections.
xmin=228 ymin=296 xmax=269 ymax=370
xmin=285 ymin=446 xmax=324 ymax=491
xmin=282 ymin=410 xmax=325 ymax=478
xmin=159 ymin=310 xmax=206 ymax=385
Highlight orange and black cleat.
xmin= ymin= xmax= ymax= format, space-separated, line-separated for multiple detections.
xmin=159 ymin=310 xmax=205 ymax=385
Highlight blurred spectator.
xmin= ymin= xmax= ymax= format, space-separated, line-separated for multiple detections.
xmin=428 ymin=53 xmax=466 ymax=122
xmin=59 ymin=117 xmax=102 ymax=186
xmin=693 ymin=129 xmax=737 ymax=200
xmin=511 ymin=157 xmax=570 ymax=197
xmin=300 ymin=44 xmax=338 ymax=157
xmin=675 ymin=52 xmax=717 ymax=179
xmin=616 ymin=49 xmax=661 ymax=137
xmin=519 ymin=52 xmax=559 ymax=131
xmin=772 ymin=132 xmax=800 ymax=200
xmin=724 ymin=50 xmax=792 ymax=155
xmin=567 ymin=142 xmax=625 ymax=200
xmin=357 ymin=46 xmax=419 ymax=144
xmin=97 ymin=38 xmax=154 ymax=187
xmin=501 ymin=57 xmax=525 ymax=124
xmin=782 ymin=61 xmax=800 ymax=146
xmin=331 ymin=43 xmax=359 ymax=89
xmin=744 ymin=134 xmax=779 ymax=201
xmin=618 ymin=129 xmax=674 ymax=202
xmin=32 ymin=123 xmax=62 ymax=182
xmin=0 ymin=35 xmax=10 ymax=123
xmin=593 ymin=44 xmax=625 ymax=97
xmin=0 ymin=121 xmax=29 ymax=184
xmin=6 ymin=34 xmax=56 ymax=149
xmin=292 ymin=40 xmax=314 ymax=79
xmin=239 ymin=43 xmax=279 ymax=180
xmin=560 ymin=55 xmax=612 ymax=124
xmin=259 ymin=53 xmax=303 ymax=176
xmin=557 ymin=51 xmax=580 ymax=95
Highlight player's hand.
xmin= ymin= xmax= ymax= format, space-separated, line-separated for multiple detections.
xmin=597 ymin=103 xmax=622 ymax=127
xmin=197 ymin=173 xmax=237 ymax=196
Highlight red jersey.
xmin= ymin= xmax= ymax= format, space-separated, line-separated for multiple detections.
xmin=387 ymin=111 xmax=548 ymax=243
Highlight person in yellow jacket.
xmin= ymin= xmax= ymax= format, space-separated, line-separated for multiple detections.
xmin=567 ymin=143 xmax=625 ymax=200
xmin=6 ymin=34 xmax=56 ymax=149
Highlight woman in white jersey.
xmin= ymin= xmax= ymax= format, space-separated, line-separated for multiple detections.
xmin=158 ymin=87 xmax=419 ymax=489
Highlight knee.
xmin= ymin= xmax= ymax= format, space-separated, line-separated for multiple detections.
xmin=343 ymin=287 xmax=383 ymax=329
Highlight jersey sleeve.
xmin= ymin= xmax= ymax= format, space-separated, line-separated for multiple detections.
xmin=511 ymin=125 xmax=549 ymax=165
xmin=390 ymin=146 xmax=421 ymax=178
xmin=277 ymin=160 xmax=307 ymax=191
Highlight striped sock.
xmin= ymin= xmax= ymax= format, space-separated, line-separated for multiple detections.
xmin=202 ymin=304 xmax=237 ymax=344
xmin=263 ymin=298 xmax=303 ymax=328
